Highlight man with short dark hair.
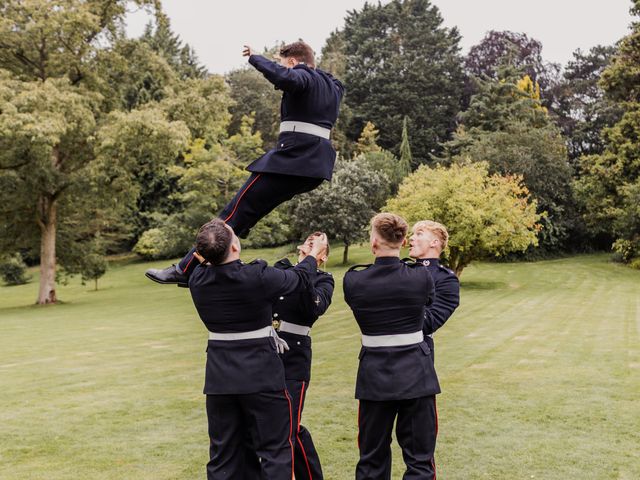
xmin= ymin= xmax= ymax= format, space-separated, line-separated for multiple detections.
xmin=146 ymin=41 xmax=344 ymax=286
xmin=188 ymin=218 xmax=328 ymax=480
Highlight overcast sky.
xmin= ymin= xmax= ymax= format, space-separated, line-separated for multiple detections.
xmin=126 ymin=0 xmax=634 ymax=74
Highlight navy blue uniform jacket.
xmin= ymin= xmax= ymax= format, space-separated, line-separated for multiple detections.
xmin=272 ymin=258 xmax=335 ymax=381
xmin=188 ymin=256 xmax=317 ymax=395
xmin=416 ymin=258 xmax=460 ymax=339
xmin=343 ymin=257 xmax=440 ymax=401
xmin=247 ymin=55 xmax=344 ymax=181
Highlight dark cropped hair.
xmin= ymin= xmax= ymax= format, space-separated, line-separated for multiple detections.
xmin=371 ymin=213 xmax=408 ymax=247
xmin=280 ymin=41 xmax=315 ymax=67
xmin=195 ymin=219 xmax=233 ymax=265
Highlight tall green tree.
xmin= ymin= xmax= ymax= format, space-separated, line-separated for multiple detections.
xmin=442 ymin=70 xmax=574 ymax=252
xmin=549 ymin=45 xmax=623 ymax=163
xmin=575 ymin=1 xmax=640 ymax=264
xmin=342 ymin=0 xmax=465 ymax=162
xmin=385 ymin=162 xmax=541 ymax=276
xmin=291 ymin=160 xmax=388 ymax=264
xmin=141 ymin=14 xmax=207 ymax=80
xmin=0 ymin=0 xmax=196 ymax=304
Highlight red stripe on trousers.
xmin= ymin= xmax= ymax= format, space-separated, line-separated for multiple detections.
xmin=284 ymin=389 xmax=295 ymax=480
xmin=224 ymin=174 xmax=262 ymax=223
xmin=432 ymin=396 xmax=438 ymax=480
xmin=296 ymin=381 xmax=314 ymax=479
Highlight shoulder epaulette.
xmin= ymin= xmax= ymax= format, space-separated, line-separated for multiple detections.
xmin=347 ymin=263 xmax=372 ymax=272
xmin=317 ymin=269 xmax=333 ymax=276
xmin=438 ymin=264 xmax=456 ymax=275
xmin=248 ymin=258 xmax=267 ymax=267
xmin=274 ymin=258 xmax=293 ymax=269
xmin=402 ymin=258 xmax=423 ymax=268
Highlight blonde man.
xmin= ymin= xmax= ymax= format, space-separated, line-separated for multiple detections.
xmin=408 ymin=220 xmax=460 ymax=359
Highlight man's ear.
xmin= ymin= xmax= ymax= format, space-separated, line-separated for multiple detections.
xmin=230 ymin=241 xmax=240 ymax=253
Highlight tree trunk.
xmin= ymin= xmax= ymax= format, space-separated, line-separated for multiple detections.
xmin=342 ymin=242 xmax=349 ymax=265
xmin=37 ymin=195 xmax=58 ymax=304
xmin=94 ymin=278 xmax=98 ymax=291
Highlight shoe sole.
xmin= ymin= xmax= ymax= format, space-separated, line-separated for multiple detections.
xmin=145 ymin=272 xmax=188 ymax=288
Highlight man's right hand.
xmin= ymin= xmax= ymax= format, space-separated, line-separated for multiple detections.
xmin=309 ymin=233 xmax=328 ymax=259
xmin=242 ymin=45 xmax=255 ymax=57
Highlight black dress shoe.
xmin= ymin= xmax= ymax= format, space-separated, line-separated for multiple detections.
xmin=145 ymin=265 xmax=188 ymax=287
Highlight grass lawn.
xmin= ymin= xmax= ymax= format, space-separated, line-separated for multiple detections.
xmin=1 ymin=247 xmax=639 ymax=479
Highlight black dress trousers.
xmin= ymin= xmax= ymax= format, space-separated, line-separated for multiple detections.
xmin=357 ymin=395 xmax=438 ymax=480
xmin=206 ymin=390 xmax=295 ymax=480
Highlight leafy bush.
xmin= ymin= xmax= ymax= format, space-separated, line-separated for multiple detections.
xmin=0 ymin=254 xmax=31 ymax=286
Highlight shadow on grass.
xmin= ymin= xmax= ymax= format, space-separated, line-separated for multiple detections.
xmin=460 ymin=280 xmax=506 ymax=290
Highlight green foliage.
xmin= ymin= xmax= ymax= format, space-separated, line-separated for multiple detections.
xmin=225 ymin=114 xmax=265 ymax=165
xmin=0 ymin=254 xmax=31 ymax=286
xmin=243 ymin=208 xmax=292 ymax=249
xmin=141 ymin=14 xmax=207 ymax=80
xmin=226 ymin=53 xmax=282 ymax=148
xmin=454 ymin=122 xmax=573 ymax=251
xmin=291 ymin=159 xmax=388 ymax=263
xmin=441 ymin=67 xmax=574 ymax=252
xmin=92 ymin=39 xmax=178 ymax=111
xmin=134 ymin=139 xmax=248 ymax=259
xmin=549 ymin=45 xmax=623 ymax=162
xmin=398 ymin=116 xmax=413 ymax=174
xmin=576 ymin=3 xmax=640 ymax=265
xmin=385 ymin=162 xmax=541 ymax=275
xmin=458 ymin=70 xmax=550 ymax=134
xmin=342 ymin=0 xmax=465 ymax=162
xmin=355 ymin=121 xmax=382 ymax=154
xmin=160 ymin=75 xmax=232 ymax=145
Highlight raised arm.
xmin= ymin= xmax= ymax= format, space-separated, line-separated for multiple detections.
xmin=248 ymin=54 xmax=312 ymax=93
xmin=304 ymin=272 xmax=335 ymax=318
xmin=423 ymin=274 xmax=460 ymax=335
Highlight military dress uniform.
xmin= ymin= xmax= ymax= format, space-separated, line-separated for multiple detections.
xmin=188 ymin=255 xmax=319 ymax=480
xmin=177 ymin=55 xmax=344 ymax=276
xmin=272 ymin=258 xmax=335 ymax=480
xmin=412 ymin=258 xmax=460 ymax=360
xmin=343 ymin=257 xmax=439 ymax=480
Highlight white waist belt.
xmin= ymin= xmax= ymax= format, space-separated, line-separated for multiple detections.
xmin=278 ymin=321 xmax=311 ymax=336
xmin=361 ymin=331 xmax=424 ymax=347
xmin=279 ymin=121 xmax=331 ymax=139
xmin=208 ymin=325 xmax=272 ymax=341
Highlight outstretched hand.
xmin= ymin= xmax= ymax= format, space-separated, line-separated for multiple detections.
xmin=242 ymin=45 xmax=255 ymax=57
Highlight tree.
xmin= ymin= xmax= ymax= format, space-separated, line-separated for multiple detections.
xmin=0 ymin=0 xmax=194 ymax=304
xmin=398 ymin=116 xmax=413 ymax=174
xmin=226 ymin=45 xmax=282 ymax=148
xmin=342 ymin=0 xmax=465 ymax=162
xmin=455 ymin=123 xmax=573 ymax=251
xmin=141 ymin=14 xmax=207 ymax=80
xmin=441 ymin=70 xmax=574 ymax=252
xmin=548 ymin=45 xmax=623 ymax=163
xmin=354 ymin=122 xmax=409 ymax=197
xmin=385 ymin=162 xmax=541 ymax=276
xmin=291 ymin=160 xmax=388 ymax=264
xmin=465 ymin=30 xmax=557 ymax=92
xmin=575 ymin=0 xmax=640 ymax=265
xmin=355 ymin=121 xmax=382 ymax=154
xmin=133 ymin=139 xmax=245 ymax=259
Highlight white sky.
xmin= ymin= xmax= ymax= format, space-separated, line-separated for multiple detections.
xmin=126 ymin=0 xmax=634 ymax=74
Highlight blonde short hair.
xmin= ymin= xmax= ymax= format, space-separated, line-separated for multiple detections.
xmin=371 ymin=213 xmax=408 ymax=248
xmin=412 ymin=220 xmax=449 ymax=251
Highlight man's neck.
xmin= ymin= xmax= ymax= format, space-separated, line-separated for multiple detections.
xmin=374 ymin=248 xmax=400 ymax=258
xmin=416 ymin=248 xmax=440 ymax=260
